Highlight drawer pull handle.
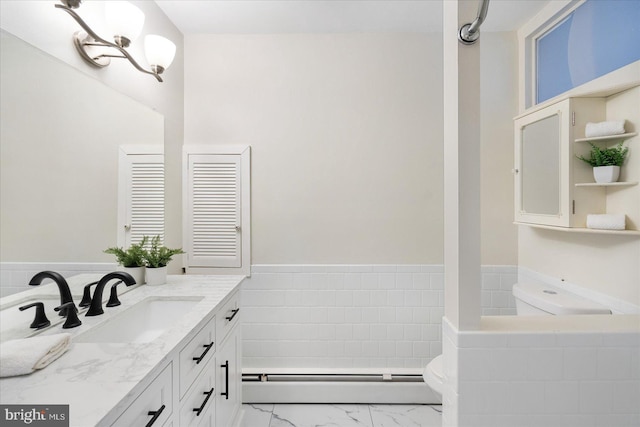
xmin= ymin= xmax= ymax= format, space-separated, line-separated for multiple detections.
xmin=192 ymin=387 xmax=214 ymax=416
xmin=145 ymin=404 xmax=165 ymax=427
xmin=221 ymin=360 xmax=229 ymax=400
xmin=225 ymin=308 xmax=240 ymax=322
xmin=192 ymin=342 xmax=214 ymax=364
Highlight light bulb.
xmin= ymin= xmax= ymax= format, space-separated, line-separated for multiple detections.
xmin=105 ymin=1 xmax=145 ymax=47
xmin=145 ymin=35 xmax=176 ymax=73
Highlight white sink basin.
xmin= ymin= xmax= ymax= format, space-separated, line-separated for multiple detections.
xmin=0 ymin=296 xmax=65 ymax=343
xmin=76 ymin=297 xmax=202 ymax=343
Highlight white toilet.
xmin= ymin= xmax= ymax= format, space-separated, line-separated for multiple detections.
xmin=512 ymin=281 xmax=611 ymax=315
xmin=422 ymin=281 xmax=611 ymax=398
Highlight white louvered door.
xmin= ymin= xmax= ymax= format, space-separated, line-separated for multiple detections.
xmin=186 ymin=154 xmax=241 ymax=268
xmin=118 ymin=148 xmax=164 ymax=247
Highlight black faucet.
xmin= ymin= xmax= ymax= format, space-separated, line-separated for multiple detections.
xmin=29 ymin=271 xmax=74 ymax=316
xmin=86 ymin=272 xmax=136 ymax=317
xmin=79 ymin=281 xmax=99 ymax=308
xmin=54 ymin=302 xmax=82 ymax=329
xmin=19 ymin=302 xmax=51 ymax=329
xmin=106 ymin=281 xmax=125 ymax=307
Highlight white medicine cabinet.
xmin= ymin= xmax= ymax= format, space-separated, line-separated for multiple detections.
xmin=514 ymin=96 xmax=639 ymax=235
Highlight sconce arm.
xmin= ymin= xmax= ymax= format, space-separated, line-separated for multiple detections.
xmin=55 ymin=4 xmax=163 ymax=82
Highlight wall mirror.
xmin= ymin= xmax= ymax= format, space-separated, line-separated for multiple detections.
xmin=0 ymin=30 xmax=164 ymax=263
xmin=520 ymin=113 xmax=561 ymax=216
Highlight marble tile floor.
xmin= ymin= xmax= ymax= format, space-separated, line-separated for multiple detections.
xmin=241 ymin=403 xmax=442 ymax=427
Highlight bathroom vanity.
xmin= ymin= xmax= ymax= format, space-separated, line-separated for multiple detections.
xmin=0 ymin=274 xmax=244 ymax=427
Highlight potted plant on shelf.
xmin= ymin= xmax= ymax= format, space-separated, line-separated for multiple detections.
xmin=104 ymin=236 xmax=148 ymax=285
xmin=577 ymin=141 xmax=629 ymax=183
xmin=143 ymin=235 xmax=185 ymax=286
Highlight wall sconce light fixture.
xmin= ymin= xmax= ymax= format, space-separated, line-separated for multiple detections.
xmin=56 ymin=0 xmax=176 ymax=82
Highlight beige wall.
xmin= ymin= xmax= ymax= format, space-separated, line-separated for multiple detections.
xmin=1 ymin=3 xmax=519 ymax=267
xmin=480 ymin=32 xmax=519 ymax=265
xmin=519 ymin=86 xmax=640 ymax=305
xmin=184 ymin=32 xmax=519 ymax=265
xmin=185 ymin=33 xmax=445 ymax=264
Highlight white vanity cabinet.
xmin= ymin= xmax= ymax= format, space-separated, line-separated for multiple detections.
xmin=0 ymin=275 xmax=245 ymax=427
xmin=108 ymin=288 xmax=242 ymax=427
xmin=111 ymin=363 xmax=174 ymax=427
xmin=215 ymin=291 xmax=242 ymax=427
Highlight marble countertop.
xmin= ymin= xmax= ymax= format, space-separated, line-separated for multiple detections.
xmin=0 ymin=273 xmax=245 ymax=426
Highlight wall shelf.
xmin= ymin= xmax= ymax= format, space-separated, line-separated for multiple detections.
xmin=514 ymin=222 xmax=640 ymax=236
xmin=575 ymin=181 xmax=638 ymax=187
xmin=574 ymin=132 xmax=637 ymax=143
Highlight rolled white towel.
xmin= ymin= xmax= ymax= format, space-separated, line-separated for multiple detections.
xmin=0 ymin=333 xmax=71 ymax=378
xmin=586 ymin=214 xmax=626 ymax=230
xmin=585 ymin=120 xmax=626 ymax=138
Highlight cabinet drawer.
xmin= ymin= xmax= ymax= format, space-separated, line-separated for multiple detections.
xmin=179 ymin=317 xmax=216 ymax=399
xmin=216 ymin=291 xmax=240 ymax=345
xmin=179 ymin=358 xmax=216 ymax=427
xmin=111 ymin=363 xmax=173 ymax=427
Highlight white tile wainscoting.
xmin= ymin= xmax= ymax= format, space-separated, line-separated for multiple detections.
xmin=442 ymin=317 xmax=640 ymax=427
xmin=0 ymin=262 xmax=117 ymax=297
xmin=243 ymin=264 xmax=517 ymax=372
xmin=242 ymin=264 xmax=517 ymax=403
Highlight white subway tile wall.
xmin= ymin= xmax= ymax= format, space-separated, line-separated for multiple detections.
xmin=454 ymin=330 xmax=640 ymax=426
xmin=0 ymin=262 xmax=117 ymax=297
xmin=243 ymin=265 xmax=517 ymax=371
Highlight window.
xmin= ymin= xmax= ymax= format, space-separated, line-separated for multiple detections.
xmin=520 ymin=0 xmax=640 ymax=108
xmin=536 ymin=0 xmax=640 ymax=104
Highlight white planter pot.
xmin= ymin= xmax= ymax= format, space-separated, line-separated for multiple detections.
xmin=145 ymin=266 xmax=167 ymax=286
xmin=123 ymin=266 xmax=145 ymax=285
xmin=593 ymin=165 xmax=620 ymax=183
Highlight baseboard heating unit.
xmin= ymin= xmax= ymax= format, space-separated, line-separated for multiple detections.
xmin=242 ymin=371 xmax=440 ymax=404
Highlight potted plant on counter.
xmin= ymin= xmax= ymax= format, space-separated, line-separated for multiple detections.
xmin=104 ymin=236 xmax=148 ymax=285
xmin=577 ymin=141 xmax=629 ymax=183
xmin=143 ymin=235 xmax=185 ymax=286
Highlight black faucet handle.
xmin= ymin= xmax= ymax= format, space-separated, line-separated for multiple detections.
xmin=54 ymin=302 xmax=82 ymax=329
xmin=19 ymin=302 xmax=51 ymax=329
xmin=106 ymin=280 xmax=124 ymax=307
xmin=79 ymin=281 xmax=99 ymax=308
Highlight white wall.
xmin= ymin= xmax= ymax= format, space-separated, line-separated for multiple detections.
xmin=519 ymin=86 xmax=640 ymax=306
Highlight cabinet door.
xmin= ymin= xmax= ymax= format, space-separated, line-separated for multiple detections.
xmin=515 ymin=99 xmax=570 ymax=227
xmin=111 ymin=363 xmax=173 ymax=427
xmin=179 ymin=358 xmax=215 ymax=427
xmin=182 ymin=145 xmax=251 ymax=276
xmin=215 ymin=328 xmax=240 ymax=427
xmin=117 ymin=147 xmax=165 ymax=247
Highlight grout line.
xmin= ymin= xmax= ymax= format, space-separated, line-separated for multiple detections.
xmin=268 ymin=406 xmax=274 ymax=427
xmin=367 ymin=404 xmax=375 ymax=427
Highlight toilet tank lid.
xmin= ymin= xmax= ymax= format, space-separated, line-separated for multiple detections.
xmin=513 ymin=282 xmax=611 ymax=315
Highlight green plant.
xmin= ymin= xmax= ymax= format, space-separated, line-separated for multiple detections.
xmin=143 ymin=235 xmax=185 ymax=268
xmin=577 ymin=141 xmax=629 ymax=167
xmin=104 ymin=236 xmax=149 ymax=268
